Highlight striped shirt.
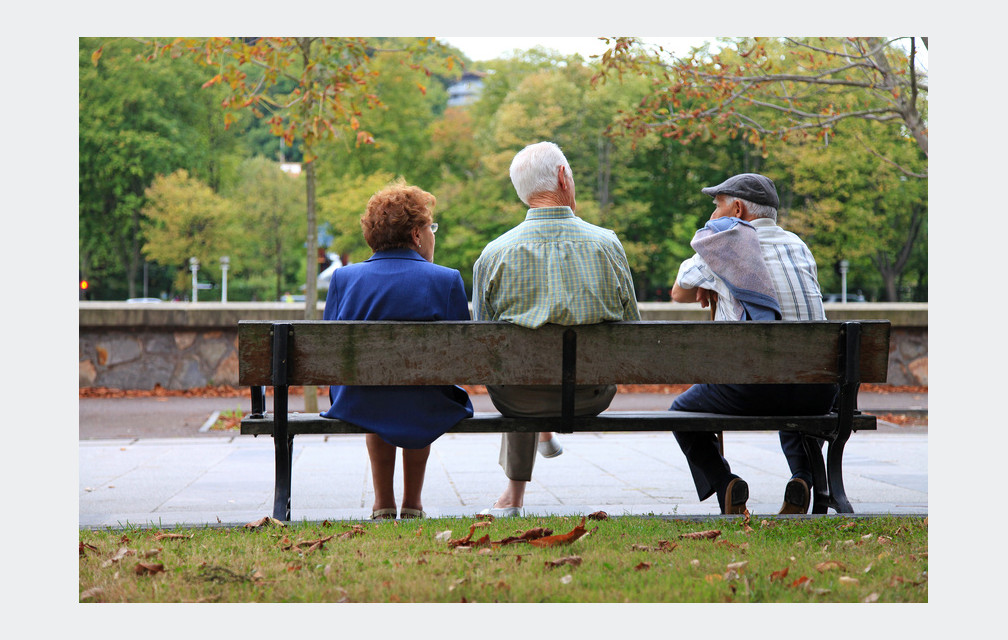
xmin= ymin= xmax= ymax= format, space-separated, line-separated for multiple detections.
xmin=676 ymin=217 xmax=826 ymax=321
xmin=472 ymin=207 xmax=640 ymax=328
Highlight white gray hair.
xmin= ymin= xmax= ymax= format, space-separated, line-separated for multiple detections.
xmin=509 ymin=142 xmax=572 ymax=206
xmin=723 ymin=195 xmax=777 ymax=221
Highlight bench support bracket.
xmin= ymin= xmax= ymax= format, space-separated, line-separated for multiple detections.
xmin=271 ymin=323 xmax=293 ymax=521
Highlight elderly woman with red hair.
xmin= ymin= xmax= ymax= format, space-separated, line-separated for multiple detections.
xmin=321 ymin=181 xmax=472 ymax=520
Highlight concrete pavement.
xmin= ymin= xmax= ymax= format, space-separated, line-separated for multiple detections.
xmin=79 ymin=390 xmax=927 ymax=528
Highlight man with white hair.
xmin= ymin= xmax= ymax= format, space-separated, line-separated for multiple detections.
xmin=472 ymin=141 xmax=640 ymax=517
xmin=670 ymin=173 xmax=837 ymax=515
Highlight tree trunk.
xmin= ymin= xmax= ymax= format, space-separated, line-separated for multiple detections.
xmin=864 ymin=37 xmax=928 ymax=157
xmin=873 ymin=203 xmax=924 ymax=301
xmin=303 ymin=158 xmax=319 ymax=412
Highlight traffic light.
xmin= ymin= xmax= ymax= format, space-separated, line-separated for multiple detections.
xmin=80 ymin=279 xmax=89 ymax=292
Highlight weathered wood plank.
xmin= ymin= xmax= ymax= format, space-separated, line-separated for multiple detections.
xmin=238 ymin=320 xmax=890 ymax=386
xmin=241 ymin=410 xmax=878 ymax=436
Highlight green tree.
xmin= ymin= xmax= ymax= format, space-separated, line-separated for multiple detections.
xmin=224 ymin=158 xmax=306 ymax=301
xmin=596 ymin=37 xmax=927 ymax=166
xmin=595 ymin=36 xmax=927 ymax=299
xmin=141 ymin=170 xmax=239 ymax=296
xmin=121 ymin=37 xmax=459 ymax=321
xmin=80 ymin=38 xmax=242 ymax=299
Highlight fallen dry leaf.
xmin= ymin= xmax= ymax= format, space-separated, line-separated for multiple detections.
xmin=102 ymin=546 xmax=134 ymax=567
xmin=154 ymin=533 xmax=192 ymax=541
xmin=790 ymin=575 xmax=811 ymax=588
xmin=560 ymin=574 xmax=573 ymax=584
xmin=815 ymin=560 xmax=847 ymax=572
xmin=245 ymin=516 xmax=286 ymax=529
xmin=80 ymin=587 xmax=104 ymax=601
xmin=770 ymin=567 xmax=789 ymax=581
xmin=286 ymin=534 xmax=336 ymax=553
xmin=680 ymin=529 xmax=721 ymax=541
xmin=80 ymin=542 xmax=99 ymax=556
xmin=863 ymin=592 xmax=880 ymax=603
xmin=588 ymin=511 xmax=609 ymax=520
xmin=447 ymin=524 xmax=480 ymax=548
xmin=726 ymin=561 xmax=748 ymax=572
xmin=839 ymin=576 xmax=860 ymax=585
xmin=435 ymin=530 xmax=452 ymax=542
xmin=134 ymin=562 xmax=165 ymax=575
xmin=631 ymin=540 xmax=678 ymax=552
xmin=546 ymin=555 xmax=583 ymax=569
xmin=634 ymin=562 xmax=652 ymax=571
xmin=497 ymin=527 xmax=554 ymax=546
xmin=338 ymin=525 xmax=366 ymax=541
xmin=528 ymin=517 xmax=589 ymax=548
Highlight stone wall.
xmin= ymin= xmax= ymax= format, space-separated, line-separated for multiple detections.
xmin=79 ymin=302 xmax=928 ymax=389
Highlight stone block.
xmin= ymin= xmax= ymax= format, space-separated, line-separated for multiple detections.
xmin=96 ymin=335 xmax=142 ymax=366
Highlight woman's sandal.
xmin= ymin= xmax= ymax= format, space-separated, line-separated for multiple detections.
xmin=399 ymin=507 xmax=426 ymax=519
xmin=370 ymin=507 xmax=398 ymax=520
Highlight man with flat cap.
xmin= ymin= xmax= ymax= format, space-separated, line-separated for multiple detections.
xmin=670 ymin=173 xmax=837 ymax=515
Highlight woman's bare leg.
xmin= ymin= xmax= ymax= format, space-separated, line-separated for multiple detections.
xmin=401 ymin=445 xmax=431 ymax=512
xmin=365 ymin=433 xmax=397 ymax=512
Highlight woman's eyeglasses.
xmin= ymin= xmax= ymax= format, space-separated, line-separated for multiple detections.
xmin=429 ymin=223 xmax=439 ymax=234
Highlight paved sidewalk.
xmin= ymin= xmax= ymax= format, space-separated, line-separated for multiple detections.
xmin=79 ymin=391 xmax=927 ymax=528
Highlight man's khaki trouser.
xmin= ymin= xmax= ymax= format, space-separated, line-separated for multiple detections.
xmin=486 ymin=384 xmax=617 ymax=481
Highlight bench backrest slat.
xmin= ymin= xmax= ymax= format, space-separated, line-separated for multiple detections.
xmin=238 ymin=320 xmax=890 ymax=387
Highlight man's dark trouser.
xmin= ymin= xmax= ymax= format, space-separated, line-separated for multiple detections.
xmin=671 ymin=383 xmax=839 ymax=501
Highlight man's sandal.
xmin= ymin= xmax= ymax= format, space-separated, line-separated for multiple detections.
xmin=370 ymin=508 xmax=397 ymax=520
xmin=399 ymin=507 xmax=426 ymax=519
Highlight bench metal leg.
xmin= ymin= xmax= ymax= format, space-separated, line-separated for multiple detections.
xmin=826 ymin=432 xmax=853 ymax=513
xmin=271 ymin=324 xmax=293 ymax=521
xmin=272 ymin=407 xmax=293 ymax=521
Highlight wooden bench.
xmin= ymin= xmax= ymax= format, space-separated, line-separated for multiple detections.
xmin=239 ymin=320 xmax=891 ymax=520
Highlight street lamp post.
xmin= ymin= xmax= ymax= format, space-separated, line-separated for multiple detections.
xmin=189 ymin=257 xmax=200 ymax=302
xmin=220 ymin=256 xmax=230 ymax=303
xmin=839 ymin=259 xmax=850 ymax=303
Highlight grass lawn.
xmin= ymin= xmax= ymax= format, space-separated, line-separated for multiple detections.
xmin=79 ymin=512 xmax=926 ymax=603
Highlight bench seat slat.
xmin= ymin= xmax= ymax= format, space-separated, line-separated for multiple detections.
xmin=241 ymin=410 xmax=878 ymax=437
xmin=238 ymin=321 xmax=890 ymax=387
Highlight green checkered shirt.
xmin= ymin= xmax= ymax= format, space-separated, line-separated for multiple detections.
xmin=472 ymin=207 xmax=640 ymax=328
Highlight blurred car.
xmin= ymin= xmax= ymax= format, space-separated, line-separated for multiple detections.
xmin=125 ymin=297 xmax=163 ymax=303
xmin=823 ymin=292 xmax=866 ymax=303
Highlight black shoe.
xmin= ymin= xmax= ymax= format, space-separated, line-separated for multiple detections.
xmin=778 ymin=477 xmax=811 ymax=514
xmin=718 ymin=477 xmax=749 ymax=515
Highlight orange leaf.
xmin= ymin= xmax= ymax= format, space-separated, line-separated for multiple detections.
xmin=588 ymin=511 xmax=609 ymax=520
xmin=634 ymin=562 xmax=652 ymax=571
xmin=80 ymin=542 xmax=99 ymax=556
xmin=815 ymin=560 xmax=847 ymax=572
xmin=201 ymin=74 xmax=222 ymax=89
xmin=790 ymin=575 xmax=811 ymax=588
xmin=134 ymin=562 xmax=165 ymax=575
xmin=528 ymin=517 xmax=589 ymax=548
xmin=770 ymin=567 xmax=790 ymax=581
xmin=91 ymin=46 xmax=104 ymax=66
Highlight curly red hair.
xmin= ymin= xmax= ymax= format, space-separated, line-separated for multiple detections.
xmin=360 ymin=182 xmax=435 ymax=252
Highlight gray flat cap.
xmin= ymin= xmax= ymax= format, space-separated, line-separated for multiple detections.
xmin=701 ymin=173 xmax=779 ymax=209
